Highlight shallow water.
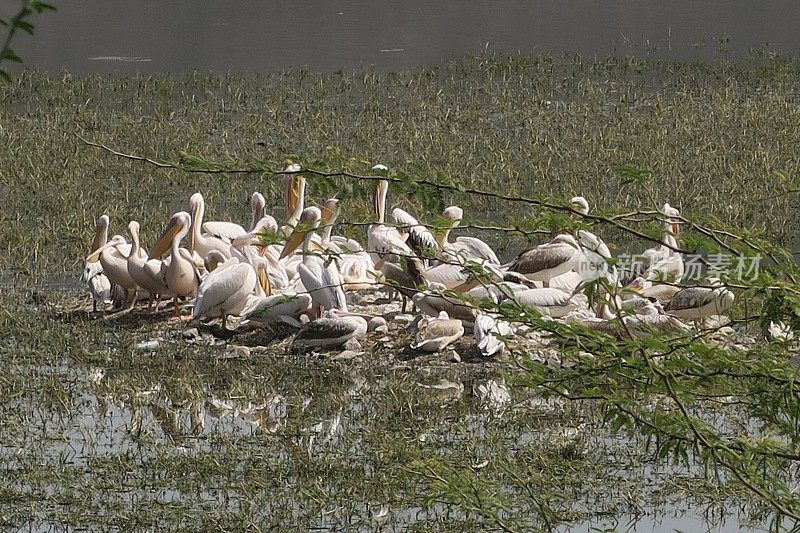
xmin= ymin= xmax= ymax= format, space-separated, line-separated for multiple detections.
xmin=9 ymin=0 xmax=800 ymax=74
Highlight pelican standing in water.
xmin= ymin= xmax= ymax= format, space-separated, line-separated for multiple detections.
xmin=150 ymin=211 xmax=202 ymax=318
xmin=281 ymin=206 xmax=348 ymax=318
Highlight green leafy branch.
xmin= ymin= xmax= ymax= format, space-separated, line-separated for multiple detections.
xmin=0 ymin=0 xmax=56 ymax=83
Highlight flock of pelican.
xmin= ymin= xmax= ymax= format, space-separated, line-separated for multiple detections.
xmin=82 ymin=164 xmax=736 ymax=355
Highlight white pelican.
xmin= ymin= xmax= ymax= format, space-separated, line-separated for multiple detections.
xmin=439 ymin=206 xmax=500 ymax=265
xmin=82 ymin=214 xmax=112 ymax=312
xmin=566 ymin=302 xmax=690 ymax=339
xmin=504 ymin=234 xmax=580 ymax=284
xmin=281 ymin=206 xmax=348 ymax=317
xmin=126 ymin=221 xmax=171 ymax=310
xmin=367 ymin=176 xmax=413 ymax=266
xmin=291 ymin=309 xmax=368 ymax=350
xmin=85 ymin=219 xmax=141 ymax=307
xmin=663 ymin=278 xmax=735 ymax=321
xmin=188 ymin=192 xmax=247 ymax=259
xmin=641 ymin=203 xmax=684 ymax=283
xmin=249 ymin=192 xmax=266 ymax=232
xmin=626 ymin=277 xmax=680 ymax=305
xmin=280 ymin=163 xmax=305 ymax=236
xmin=412 ymin=287 xmax=478 ymax=325
xmin=391 ymin=207 xmax=440 ymax=263
xmin=193 ymin=254 xmax=270 ymax=329
xmin=150 ymin=211 xmax=202 ymax=317
xmin=239 ymin=292 xmax=312 ymax=327
xmin=510 ymin=287 xmax=585 ymax=318
xmin=473 ymin=313 xmax=515 ymax=357
xmin=411 ymin=310 xmax=465 ymax=352
xmin=322 ymin=198 xmax=376 ymax=290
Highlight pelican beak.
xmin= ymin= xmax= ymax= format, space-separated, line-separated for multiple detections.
xmin=671 ymin=221 xmax=680 ymax=236
xmin=279 ymin=229 xmax=305 ymax=259
xmin=149 ymin=217 xmax=182 ymax=258
xmin=451 ymin=279 xmax=479 ymax=293
xmin=258 ymin=267 xmax=271 ymax=296
xmin=86 ymin=238 xmax=120 ymax=263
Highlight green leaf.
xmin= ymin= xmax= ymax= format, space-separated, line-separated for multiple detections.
xmin=612 ymin=164 xmax=653 ymax=186
xmin=0 ymin=69 xmax=11 ymax=83
xmin=0 ymin=48 xmax=23 ymax=63
xmin=12 ymin=19 xmax=35 ymax=35
xmin=30 ymin=1 xmax=57 ymax=13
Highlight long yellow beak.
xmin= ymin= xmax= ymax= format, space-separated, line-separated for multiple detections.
xmin=86 ymin=238 xmax=120 ymax=263
xmin=258 ymin=267 xmax=271 ymax=296
xmin=149 ymin=218 xmax=183 ymax=258
xmin=279 ymin=230 xmax=305 ymax=259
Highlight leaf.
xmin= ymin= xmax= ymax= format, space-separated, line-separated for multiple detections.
xmin=612 ymin=164 xmax=653 ymax=186
xmin=30 ymin=1 xmax=57 ymax=13
xmin=12 ymin=19 xmax=34 ymax=35
xmin=0 ymin=69 xmax=11 ymax=83
xmin=0 ymin=48 xmax=23 ymax=63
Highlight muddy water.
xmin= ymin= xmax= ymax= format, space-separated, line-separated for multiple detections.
xmin=8 ymin=0 xmax=800 ymax=74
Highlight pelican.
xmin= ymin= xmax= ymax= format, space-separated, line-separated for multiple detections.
xmin=291 ymin=309 xmax=368 ymax=350
xmin=125 ymin=221 xmax=171 ymax=310
xmin=663 ymin=278 xmax=735 ymax=321
xmin=280 ymin=163 xmax=305 ymax=236
xmin=240 ymin=291 xmax=313 ymax=327
xmin=626 ymin=277 xmax=680 ymax=305
xmin=281 ymin=206 xmax=348 ymax=317
xmin=392 ymin=207 xmax=440 ymax=263
xmin=249 ymin=192 xmax=266 ymax=232
xmin=474 ymin=313 xmax=515 ymax=357
xmin=188 ymin=192 xmax=247 ymax=259
xmin=641 ymin=203 xmax=684 ymax=283
xmin=193 ymin=254 xmax=270 ymax=329
xmin=82 ymin=214 xmax=112 ymax=312
xmin=567 ymin=301 xmax=690 ymax=339
xmin=510 ymin=287 xmax=585 ymax=318
xmin=410 ymin=310 xmax=465 ymax=352
xmin=413 ymin=287 xmax=478 ymax=326
xmin=504 ymin=234 xmax=580 ymax=284
xmin=150 ymin=211 xmax=202 ymax=317
xmin=379 ymin=255 xmax=427 ymax=312
xmin=85 ymin=218 xmax=141 ymax=307
xmin=367 ymin=176 xmax=413 ymax=266
xmin=439 ymin=206 xmax=500 ymax=265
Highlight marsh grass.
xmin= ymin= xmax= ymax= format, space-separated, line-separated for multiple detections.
xmin=1 ymin=53 xmax=800 ymax=530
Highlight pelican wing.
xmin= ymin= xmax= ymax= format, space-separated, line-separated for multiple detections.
xmin=453 ymin=237 xmax=500 ymax=265
xmin=507 ymin=243 xmax=575 ymax=275
xmin=194 ymin=262 xmax=254 ymax=319
xmin=664 ymin=287 xmax=714 ymax=312
xmin=202 ymin=221 xmax=247 ymax=243
xmin=392 ymin=207 xmax=440 ymax=260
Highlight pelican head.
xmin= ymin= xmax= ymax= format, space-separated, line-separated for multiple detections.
xmin=150 ymin=211 xmax=191 ymax=258
xmin=570 ymin=196 xmax=590 ymax=218
xmin=251 ymin=191 xmax=266 ymax=212
xmin=662 ymin=202 xmax=681 ymax=235
xmin=442 ymin=206 xmax=464 ymax=228
xmin=86 ymin=234 xmax=127 ymax=263
xmin=96 ymin=214 xmax=110 ymax=231
xmin=280 ymin=206 xmax=322 ymax=259
xmin=371 ymin=164 xmax=388 ymax=172
xmin=321 ymin=198 xmax=340 ymax=225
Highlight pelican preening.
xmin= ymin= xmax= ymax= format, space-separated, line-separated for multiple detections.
xmin=80 ymin=185 xmax=735 ymax=354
